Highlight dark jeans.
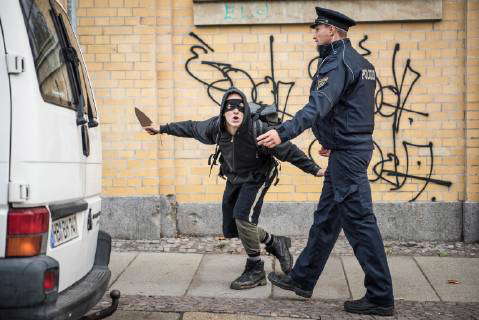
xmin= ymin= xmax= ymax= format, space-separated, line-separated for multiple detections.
xmin=222 ymin=179 xmax=272 ymax=257
xmin=291 ymin=150 xmax=394 ymax=306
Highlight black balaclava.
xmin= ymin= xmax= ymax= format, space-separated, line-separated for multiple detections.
xmin=219 ymin=87 xmax=251 ymax=133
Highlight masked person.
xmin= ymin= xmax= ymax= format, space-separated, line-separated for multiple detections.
xmin=257 ymin=7 xmax=394 ymax=317
xmin=145 ymin=87 xmax=323 ymax=290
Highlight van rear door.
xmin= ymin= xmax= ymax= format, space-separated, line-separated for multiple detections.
xmin=6 ymin=0 xmax=99 ymax=291
xmin=57 ymin=4 xmax=103 ymax=250
xmin=52 ymin=0 xmax=104 ymax=276
xmin=0 ymin=17 xmax=11 ymax=258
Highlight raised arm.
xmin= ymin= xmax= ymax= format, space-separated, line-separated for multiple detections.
xmin=146 ymin=116 xmax=219 ymax=145
xmin=277 ymin=59 xmax=347 ymax=143
xmin=258 ymin=58 xmax=347 ymax=148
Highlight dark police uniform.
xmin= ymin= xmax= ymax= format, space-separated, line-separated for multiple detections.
xmin=275 ymin=8 xmax=394 ymax=307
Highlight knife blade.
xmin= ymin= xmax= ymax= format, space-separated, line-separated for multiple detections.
xmin=134 ymin=107 xmax=153 ymax=127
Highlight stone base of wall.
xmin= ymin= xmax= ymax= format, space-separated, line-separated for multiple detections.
xmin=101 ymin=196 xmax=478 ymax=242
xmin=101 ymin=195 xmax=177 ymax=239
xmin=464 ymin=201 xmax=479 ymax=243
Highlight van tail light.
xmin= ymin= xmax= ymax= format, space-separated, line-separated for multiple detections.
xmin=6 ymin=207 xmax=49 ymax=257
xmin=43 ymin=268 xmax=59 ymax=293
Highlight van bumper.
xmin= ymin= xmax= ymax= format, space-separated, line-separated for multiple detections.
xmin=0 ymin=231 xmax=112 ymax=320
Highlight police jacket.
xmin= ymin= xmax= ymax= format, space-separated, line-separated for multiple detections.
xmin=276 ymin=38 xmax=376 ymax=150
xmin=159 ymin=88 xmax=320 ymax=184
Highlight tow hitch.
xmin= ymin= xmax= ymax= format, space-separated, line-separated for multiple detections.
xmin=80 ymin=290 xmax=121 ymax=320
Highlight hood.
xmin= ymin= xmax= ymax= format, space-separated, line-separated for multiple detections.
xmin=219 ymin=87 xmax=251 ymax=133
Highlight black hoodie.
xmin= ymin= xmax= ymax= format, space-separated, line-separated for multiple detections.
xmin=160 ymin=87 xmax=320 ymax=184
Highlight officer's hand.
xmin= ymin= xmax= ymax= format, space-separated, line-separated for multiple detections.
xmin=145 ymin=126 xmax=159 ymax=135
xmin=316 ymin=168 xmax=325 ymax=177
xmin=257 ymin=129 xmax=281 ymax=148
xmin=318 ymin=146 xmax=331 ymax=157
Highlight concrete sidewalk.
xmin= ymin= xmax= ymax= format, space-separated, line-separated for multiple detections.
xmin=101 ymin=250 xmax=479 ymax=319
xmin=109 ymin=252 xmax=478 ymax=303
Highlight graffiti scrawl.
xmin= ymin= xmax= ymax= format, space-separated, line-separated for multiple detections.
xmin=367 ymin=43 xmax=452 ymax=201
xmin=184 ymin=32 xmax=452 ymax=201
xmin=185 ymin=32 xmax=294 ymax=120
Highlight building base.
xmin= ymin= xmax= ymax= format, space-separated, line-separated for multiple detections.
xmin=101 ymin=197 xmax=478 ymax=242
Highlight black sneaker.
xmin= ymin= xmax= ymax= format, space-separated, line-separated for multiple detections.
xmin=344 ymin=296 xmax=394 ymax=316
xmin=267 ymin=272 xmax=313 ymax=298
xmin=230 ymin=259 xmax=267 ymax=290
xmin=265 ymin=236 xmax=293 ymax=274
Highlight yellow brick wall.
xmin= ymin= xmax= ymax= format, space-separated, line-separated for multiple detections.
xmin=78 ymin=0 xmax=160 ymax=196
xmin=76 ymin=0 xmax=477 ymax=203
xmin=466 ymin=0 xmax=479 ymax=202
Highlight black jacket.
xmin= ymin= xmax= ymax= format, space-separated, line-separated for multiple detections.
xmin=277 ymin=38 xmax=375 ymax=150
xmin=160 ymin=88 xmax=320 ymax=184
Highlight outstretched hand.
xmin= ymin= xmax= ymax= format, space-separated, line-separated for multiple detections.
xmin=144 ymin=126 xmax=159 ymax=135
xmin=319 ymin=146 xmax=331 ymax=157
xmin=257 ymin=129 xmax=281 ymax=148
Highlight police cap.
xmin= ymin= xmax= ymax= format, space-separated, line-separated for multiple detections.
xmin=310 ymin=7 xmax=356 ymax=32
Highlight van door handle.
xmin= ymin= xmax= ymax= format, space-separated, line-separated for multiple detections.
xmin=81 ymin=124 xmax=90 ymax=157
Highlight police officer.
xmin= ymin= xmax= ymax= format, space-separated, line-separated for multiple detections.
xmin=257 ymin=7 xmax=394 ymax=317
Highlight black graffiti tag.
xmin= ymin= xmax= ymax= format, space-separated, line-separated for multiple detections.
xmin=368 ymin=43 xmax=451 ymax=201
xmin=185 ymin=32 xmax=294 ymax=119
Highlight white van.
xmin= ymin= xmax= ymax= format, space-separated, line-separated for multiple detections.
xmin=0 ymin=1 xmax=118 ymax=319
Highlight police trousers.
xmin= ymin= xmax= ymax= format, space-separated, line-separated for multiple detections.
xmin=290 ymin=150 xmax=394 ymax=306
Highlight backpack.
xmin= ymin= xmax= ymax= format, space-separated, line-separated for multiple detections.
xmin=249 ymin=102 xmax=281 ymax=126
xmin=208 ymin=102 xmax=282 ymax=185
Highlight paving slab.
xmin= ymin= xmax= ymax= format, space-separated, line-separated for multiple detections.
xmin=342 ymin=256 xmax=439 ymax=301
xmin=114 ymin=252 xmax=203 ymax=296
xmin=187 ymin=255 xmax=272 ymax=299
xmin=108 ymin=311 xmax=180 ymax=320
xmin=183 ymin=313 xmax=310 ymax=320
xmin=272 ymin=256 xmax=350 ymax=300
xmin=109 ymin=252 xmax=138 ymax=286
xmin=415 ymin=257 xmax=479 ymax=302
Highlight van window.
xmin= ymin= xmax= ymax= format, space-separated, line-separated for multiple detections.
xmin=20 ymin=0 xmax=74 ymax=109
xmin=52 ymin=1 xmax=98 ymax=119
xmin=80 ymin=59 xmax=98 ymax=118
xmin=81 ymin=63 xmax=98 ymax=118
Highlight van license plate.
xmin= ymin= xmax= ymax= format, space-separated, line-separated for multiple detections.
xmin=51 ymin=214 xmax=79 ymax=247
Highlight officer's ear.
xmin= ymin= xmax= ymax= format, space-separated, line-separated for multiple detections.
xmin=328 ymin=25 xmax=335 ymax=36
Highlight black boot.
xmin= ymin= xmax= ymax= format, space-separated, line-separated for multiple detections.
xmin=344 ymin=296 xmax=394 ymax=316
xmin=268 ymin=272 xmax=313 ymax=298
xmin=230 ymin=259 xmax=267 ymax=290
xmin=265 ymin=236 xmax=293 ymax=274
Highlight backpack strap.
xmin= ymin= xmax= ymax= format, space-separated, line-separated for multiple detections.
xmin=252 ymin=119 xmax=267 ymax=151
xmin=208 ymin=120 xmax=222 ymax=177
xmin=253 ymin=119 xmax=281 ymax=186
xmin=253 ymin=119 xmax=260 ymax=141
xmin=269 ymin=159 xmax=280 ymax=186
xmin=208 ymin=144 xmax=221 ymax=178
